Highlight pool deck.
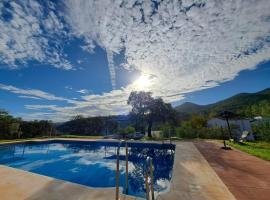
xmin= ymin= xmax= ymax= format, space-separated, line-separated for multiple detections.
xmin=194 ymin=140 xmax=270 ymax=200
xmin=0 ymin=139 xmax=236 ymax=200
xmin=158 ymin=141 xmax=235 ymax=200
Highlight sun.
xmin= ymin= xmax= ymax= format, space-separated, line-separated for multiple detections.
xmin=133 ymin=74 xmax=152 ymax=90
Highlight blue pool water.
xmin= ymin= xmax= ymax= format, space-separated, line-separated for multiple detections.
xmin=0 ymin=140 xmax=175 ymax=198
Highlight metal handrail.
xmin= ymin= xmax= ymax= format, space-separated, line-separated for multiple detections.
xmin=146 ymin=157 xmax=155 ymax=200
xmin=115 ymin=140 xmax=129 ymax=200
xmin=125 ymin=141 xmax=129 ymax=194
xmin=115 ymin=140 xmax=123 ymax=200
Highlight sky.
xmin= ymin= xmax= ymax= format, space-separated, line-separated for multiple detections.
xmin=0 ymin=0 xmax=270 ymax=122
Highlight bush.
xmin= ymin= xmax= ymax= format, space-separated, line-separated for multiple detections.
xmin=160 ymin=123 xmax=176 ymax=138
xmin=252 ymin=121 xmax=270 ymax=141
xmin=175 ymin=126 xmax=197 ymax=139
xmin=175 ymin=126 xmax=224 ymax=139
xmin=118 ymin=126 xmax=136 ymax=134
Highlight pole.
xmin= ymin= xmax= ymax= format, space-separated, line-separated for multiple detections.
xmin=145 ymin=171 xmax=149 ymax=200
xmin=149 ymin=159 xmax=155 ymax=200
xmin=226 ymin=118 xmax=232 ymax=140
xmin=169 ymin=128 xmax=171 ymax=144
xmin=115 ymin=143 xmax=121 ymax=200
xmin=125 ymin=141 xmax=129 ymax=194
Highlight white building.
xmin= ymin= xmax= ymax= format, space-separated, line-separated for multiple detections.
xmin=207 ymin=117 xmax=254 ymax=141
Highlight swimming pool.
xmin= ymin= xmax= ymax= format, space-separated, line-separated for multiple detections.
xmin=0 ymin=140 xmax=175 ymax=199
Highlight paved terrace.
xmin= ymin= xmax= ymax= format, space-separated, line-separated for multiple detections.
xmin=0 ymin=139 xmax=236 ymax=200
xmin=194 ymin=141 xmax=270 ymax=200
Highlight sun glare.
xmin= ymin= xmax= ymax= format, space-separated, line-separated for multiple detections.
xmin=133 ymin=74 xmax=152 ymax=90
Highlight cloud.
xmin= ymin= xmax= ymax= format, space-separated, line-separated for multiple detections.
xmin=65 ymin=86 xmax=73 ymax=90
xmin=65 ymin=0 xmax=270 ymax=98
xmin=107 ymin=50 xmax=116 ymax=89
xmin=0 ymin=1 xmax=71 ymax=69
xmin=76 ymin=89 xmax=89 ymax=94
xmin=0 ymin=83 xmax=77 ymax=104
xmin=1 ymin=0 xmax=270 ymax=121
xmin=18 ymin=95 xmax=41 ymax=100
xmin=22 ymin=88 xmax=132 ymax=121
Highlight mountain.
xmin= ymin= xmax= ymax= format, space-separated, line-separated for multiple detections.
xmin=175 ymin=87 xmax=270 ymax=114
xmin=175 ymin=102 xmax=208 ymax=113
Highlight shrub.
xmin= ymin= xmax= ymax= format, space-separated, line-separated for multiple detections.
xmin=252 ymin=121 xmax=270 ymax=141
xmin=160 ymin=122 xmax=176 ymax=138
xmin=175 ymin=126 xmax=224 ymax=139
xmin=118 ymin=126 xmax=136 ymax=134
xmin=175 ymin=126 xmax=197 ymax=139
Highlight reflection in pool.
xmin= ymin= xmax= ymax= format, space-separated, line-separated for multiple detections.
xmin=0 ymin=140 xmax=175 ymax=198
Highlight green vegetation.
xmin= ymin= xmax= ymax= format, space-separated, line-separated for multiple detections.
xmin=228 ymin=141 xmax=270 ymax=161
xmin=118 ymin=126 xmax=136 ymax=135
xmin=57 ymin=115 xmax=118 ymax=136
xmin=1 ymin=88 xmax=270 ymax=144
xmin=56 ymin=135 xmax=104 ymax=139
xmin=0 ymin=110 xmax=54 ymax=140
xmin=0 ymin=136 xmax=50 ymax=143
xmin=128 ymin=91 xmax=177 ymax=137
xmin=252 ymin=121 xmax=270 ymax=141
xmin=0 ymin=135 xmax=103 ymax=143
xmin=175 ymin=88 xmax=270 ymax=116
xmin=169 ymin=115 xmax=226 ymax=139
xmin=173 ymin=88 xmax=270 ymax=141
xmin=240 ymin=100 xmax=270 ymax=117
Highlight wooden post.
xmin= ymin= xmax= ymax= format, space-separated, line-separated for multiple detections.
xmin=125 ymin=141 xmax=129 ymax=194
xmin=149 ymin=159 xmax=155 ymax=200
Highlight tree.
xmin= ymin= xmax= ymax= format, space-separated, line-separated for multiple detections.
xmin=127 ymin=91 xmax=176 ymax=137
xmin=57 ymin=116 xmax=118 ymax=135
xmin=128 ymin=91 xmax=153 ymax=135
xmin=0 ymin=110 xmax=22 ymax=139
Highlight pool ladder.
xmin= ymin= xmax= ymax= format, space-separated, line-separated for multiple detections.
xmin=115 ymin=141 xmax=155 ymax=200
xmin=115 ymin=140 xmax=128 ymax=200
xmin=145 ymin=157 xmax=155 ymax=200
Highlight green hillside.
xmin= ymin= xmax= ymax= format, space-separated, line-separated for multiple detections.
xmin=175 ymin=88 xmax=270 ymax=115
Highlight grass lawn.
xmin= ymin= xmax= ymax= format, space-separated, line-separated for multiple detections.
xmin=0 ymin=135 xmax=104 ymax=144
xmin=57 ymin=135 xmax=103 ymax=139
xmin=0 ymin=137 xmax=50 ymax=143
xmin=228 ymin=141 xmax=270 ymax=161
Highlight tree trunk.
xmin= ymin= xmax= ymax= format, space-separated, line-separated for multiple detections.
xmin=147 ymin=120 xmax=152 ymax=138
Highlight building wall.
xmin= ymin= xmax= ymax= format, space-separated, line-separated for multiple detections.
xmin=207 ymin=118 xmax=252 ymax=133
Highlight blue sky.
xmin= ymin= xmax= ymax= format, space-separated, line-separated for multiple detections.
xmin=176 ymin=61 xmax=270 ymax=106
xmin=0 ymin=0 xmax=270 ymax=121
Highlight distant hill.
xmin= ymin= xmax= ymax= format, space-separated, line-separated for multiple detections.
xmin=175 ymin=87 xmax=270 ymax=114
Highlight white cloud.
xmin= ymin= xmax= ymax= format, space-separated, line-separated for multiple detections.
xmin=18 ymin=95 xmax=41 ymax=100
xmin=65 ymin=0 xmax=270 ymax=99
xmin=0 ymin=83 xmax=77 ymax=104
xmin=0 ymin=1 xmax=71 ymax=69
xmin=21 ymin=89 xmax=129 ymax=121
xmin=76 ymin=89 xmax=89 ymax=94
xmin=1 ymin=0 xmax=270 ymax=121
xmin=65 ymin=86 xmax=73 ymax=90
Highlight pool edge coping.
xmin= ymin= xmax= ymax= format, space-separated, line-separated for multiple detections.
xmin=0 ymin=138 xmax=172 ymax=200
xmin=0 ymin=138 xmax=236 ymax=200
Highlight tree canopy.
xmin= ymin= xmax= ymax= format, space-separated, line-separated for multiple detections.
xmin=0 ymin=110 xmax=54 ymax=139
xmin=57 ymin=115 xmax=118 ymax=135
xmin=128 ymin=91 xmax=176 ymax=137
